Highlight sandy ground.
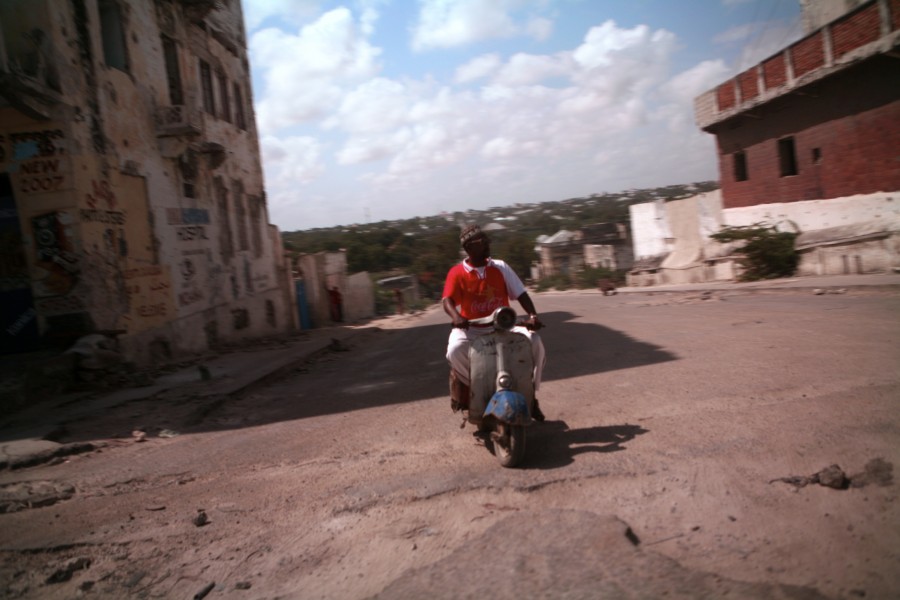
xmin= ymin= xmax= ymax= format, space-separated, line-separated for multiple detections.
xmin=0 ymin=288 xmax=898 ymax=599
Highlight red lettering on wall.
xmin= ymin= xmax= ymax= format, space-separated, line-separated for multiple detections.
xmin=85 ymin=179 xmax=117 ymax=209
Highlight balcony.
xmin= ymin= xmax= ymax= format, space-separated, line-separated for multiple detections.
xmin=154 ymin=104 xmax=201 ymax=137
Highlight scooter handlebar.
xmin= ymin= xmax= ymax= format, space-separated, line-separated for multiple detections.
xmin=463 ymin=310 xmax=544 ymax=331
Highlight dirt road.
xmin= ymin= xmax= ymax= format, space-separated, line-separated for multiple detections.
xmin=1 ymin=288 xmax=898 ymax=599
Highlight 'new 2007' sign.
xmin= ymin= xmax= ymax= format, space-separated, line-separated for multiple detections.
xmin=2 ymin=128 xmax=72 ymax=195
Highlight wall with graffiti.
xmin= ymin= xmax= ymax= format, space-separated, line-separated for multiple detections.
xmin=0 ymin=0 xmax=296 ymax=363
xmin=0 ymin=115 xmax=177 ymax=342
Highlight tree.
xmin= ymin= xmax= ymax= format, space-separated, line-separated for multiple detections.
xmin=491 ymin=232 xmax=537 ymax=280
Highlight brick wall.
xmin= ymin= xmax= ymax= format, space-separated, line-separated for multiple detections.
xmin=831 ymin=3 xmax=881 ymax=57
xmin=791 ymin=31 xmax=826 ymax=78
xmin=892 ymin=0 xmax=900 ymax=30
xmin=738 ymin=68 xmax=759 ymax=102
xmin=716 ymin=61 xmax=900 ymax=209
xmin=717 ymin=82 xmax=736 ymax=111
xmin=762 ymin=54 xmax=787 ymax=89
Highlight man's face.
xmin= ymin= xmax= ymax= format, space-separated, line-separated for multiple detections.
xmin=464 ymin=234 xmax=490 ymax=259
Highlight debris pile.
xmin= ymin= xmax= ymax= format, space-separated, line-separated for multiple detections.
xmin=771 ymin=458 xmax=893 ymax=489
xmin=64 ymin=334 xmax=153 ymax=390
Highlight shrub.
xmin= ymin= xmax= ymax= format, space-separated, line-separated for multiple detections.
xmin=535 ymin=273 xmax=572 ymax=291
xmin=575 ymin=266 xmax=623 ymax=290
xmin=710 ymin=222 xmax=799 ymax=281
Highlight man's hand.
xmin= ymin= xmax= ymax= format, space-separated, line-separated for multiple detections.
xmin=451 ymin=316 xmax=470 ymax=329
xmin=524 ymin=314 xmax=543 ymax=330
xmin=443 ymin=297 xmax=469 ymax=329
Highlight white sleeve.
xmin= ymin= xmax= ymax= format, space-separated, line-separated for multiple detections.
xmin=492 ymin=259 xmax=526 ymax=300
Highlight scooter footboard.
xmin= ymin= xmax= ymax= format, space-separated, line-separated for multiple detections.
xmin=485 ymin=390 xmax=531 ymax=425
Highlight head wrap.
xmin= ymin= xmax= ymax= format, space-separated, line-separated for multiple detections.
xmin=459 ymin=223 xmax=483 ymax=246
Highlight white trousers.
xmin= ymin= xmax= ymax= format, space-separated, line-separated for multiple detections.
xmin=446 ymin=326 xmax=546 ymax=390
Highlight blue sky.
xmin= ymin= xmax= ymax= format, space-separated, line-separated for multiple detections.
xmin=243 ymin=0 xmax=803 ymax=231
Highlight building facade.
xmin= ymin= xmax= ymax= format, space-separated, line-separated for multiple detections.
xmin=683 ymin=0 xmax=900 ymax=278
xmin=535 ymin=223 xmax=632 ymax=279
xmin=0 ymin=0 xmax=295 ymax=362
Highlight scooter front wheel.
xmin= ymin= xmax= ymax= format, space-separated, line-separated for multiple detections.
xmin=492 ymin=423 xmax=526 ymax=468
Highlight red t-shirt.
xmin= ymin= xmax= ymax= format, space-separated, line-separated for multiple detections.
xmin=442 ymin=258 xmax=526 ymax=320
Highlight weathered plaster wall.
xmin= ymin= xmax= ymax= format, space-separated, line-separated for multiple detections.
xmin=629 ymin=201 xmax=672 ymax=259
xmin=0 ymin=0 xmax=293 ymax=363
xmin=344 ymin=272 xmax=375 ymax=323
xmin=722 ymin=192 xmax=900 ymax=232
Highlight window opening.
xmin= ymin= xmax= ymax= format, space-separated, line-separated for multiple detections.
xmin=217 ymin=71 xmax=231 ymax=122
xmin=161 ymin=36 xmax=183 ymax=105
xmin=216 ymin=178 xmax=234 ymax=259
xmin=99 ymin=0 xmax=129 ymax=72
xmin=233 ymin=180 xmax=249 ymax=251
xmin=200 ymin=60 xmax=215 ymax=115
xmin=733 ymin=151 xmax=748 ymax=182
xmin=249 ymin=196 xmax=263 ymax=257
xmin=778 ymin=137 xmax=798 ymax=177
xmin=233 ymin=83 xmax=246 ymax=130
xmin=812 ymin=147 xmax=822 ymax=164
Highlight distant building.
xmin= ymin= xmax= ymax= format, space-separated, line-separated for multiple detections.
xmin=535 ymin=223 xmax=632 ymax=279
xmin=294 ymin=250 xmax=375 ymax=327
xmin=0 ymin=0 xmax=295 ymax=361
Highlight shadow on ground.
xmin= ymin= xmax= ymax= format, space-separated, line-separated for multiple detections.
xmin=523 ymin=421 xmax=650 ymax=470
xmin=18 ymin=311 xmax=676 ymax=444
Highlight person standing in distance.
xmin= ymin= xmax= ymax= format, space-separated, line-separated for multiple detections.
xmin=441 ymin=224 xmax=546 ymax=421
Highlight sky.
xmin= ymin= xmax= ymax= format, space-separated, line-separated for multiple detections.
xmin=242 ymin=0 xmax=803 ymax=231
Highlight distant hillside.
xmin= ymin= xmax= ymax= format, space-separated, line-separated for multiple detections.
xmin=281 ymin=181 xmax=719 ymax=299
xmin=282 ymin=180 xmax=719 ymax=242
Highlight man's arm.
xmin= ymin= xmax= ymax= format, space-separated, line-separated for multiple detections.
xmin=442 ymin=297 xmax=469 ymax=329
xmin=516 ymin=292 xmax=543 ymax=330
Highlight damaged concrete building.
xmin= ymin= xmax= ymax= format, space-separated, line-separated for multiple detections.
xmin=0 ymin=0 xmax=295 ymax=362
xmin=534 ymin=223 xmax=633 ymax=280
xmin=629 ymin=0 xmax=900 ymax=285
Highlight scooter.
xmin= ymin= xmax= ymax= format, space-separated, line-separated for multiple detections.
xmin=457 ymin=306 xmax=537 ymax=468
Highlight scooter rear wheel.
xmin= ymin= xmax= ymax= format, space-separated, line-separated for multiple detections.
xmin=492 ymin=423 xmax=526 ymax=468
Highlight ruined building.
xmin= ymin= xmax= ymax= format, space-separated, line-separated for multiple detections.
xmin=0 ymin=0 xmax=295 ymax=361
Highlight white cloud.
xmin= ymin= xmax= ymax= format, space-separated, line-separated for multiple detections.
xmin=494 ymin=52 xmax=570 ymax=86
xmin=411 ymin=0 xmax=554 ymax=51
xmin=242 ymin=0 xmax=319 ymax=31
xmin=324 ymin=77 xmax=412 ymax=134
xmin=254 ymin=9 xmax=723 ymax=230
xmin=261 ymin=135 xmax=324 ymax=186
xmin=251 ymin=8 xmax=382 ymax=133
xmin=454 ymin=53 xmax=502 ymax=84
xmin=412 ymin=0 xmax=518 ymax=50
xmin=526 ymin=17 xmax=553 ymax=42
xmin=337 ymin=129 xmax=411 ymax=165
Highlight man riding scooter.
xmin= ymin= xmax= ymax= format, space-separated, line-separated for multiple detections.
xmin=442 ymin=224 xmax=547 ymax=421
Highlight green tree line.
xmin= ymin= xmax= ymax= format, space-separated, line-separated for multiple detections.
xmin=282 ymin=181 xmax=719 ymax=299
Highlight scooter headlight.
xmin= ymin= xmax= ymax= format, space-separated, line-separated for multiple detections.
xmin=497 ymin=373 xmax=512 ymax=389
xmin=493 ymin=307 xmax=517 ymax=331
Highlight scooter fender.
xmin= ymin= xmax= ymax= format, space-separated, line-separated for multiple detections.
xmin=484 ymin=390 xmax=531 ymax=425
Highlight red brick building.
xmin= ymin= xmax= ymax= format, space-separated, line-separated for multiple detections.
xmin=693 ymin=0 xmax=900 ymax=275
